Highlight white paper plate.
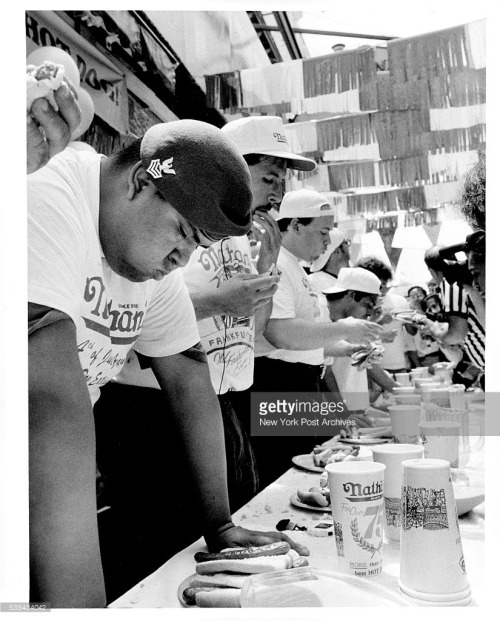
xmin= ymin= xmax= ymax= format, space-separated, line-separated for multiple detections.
xmin=292 ymin=448 xmax=372 ymax=472
xmin=454 ymin=485 xmax=485 ymax=516
xmin=290 ymin=493 xmax=330 ymax=512
xmin=241 ymin=566 xmax=414 ymax=607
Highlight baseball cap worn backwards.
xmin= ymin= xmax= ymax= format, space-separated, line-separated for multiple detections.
xmin=141 ymin=120 xmax=253 ymax=240
xmin=221 ymin=116 xmax=317 ymax=172
xmin=276 ymin=189 xmax=336 ymax=220
xmin=322 ymin=267 xmax=381 ymax=296
xmin=310 ymin=229 xmax=347 ymax=273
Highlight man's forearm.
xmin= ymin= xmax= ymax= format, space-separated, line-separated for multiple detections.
xmin=29 ymin=320 xmax=106 ymax=608
xmin=152 ymin=355 xmax=232 ymax=532
xmin=189 ymin=289 xmax=225 ymax=320
xmin=367 ymin=364 xmax=398 ymax=392
xmin=264 ymin=318 xmax=346 ymax=351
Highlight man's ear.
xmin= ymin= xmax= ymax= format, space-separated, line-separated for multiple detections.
xmin=126 ymin=162 xmax=152 ymax=200
xmin=291 ymin=218 xmax=301 ymax=233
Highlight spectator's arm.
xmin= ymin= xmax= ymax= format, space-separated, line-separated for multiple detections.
xmin=366 ymin=364 xmax=399 ymax=392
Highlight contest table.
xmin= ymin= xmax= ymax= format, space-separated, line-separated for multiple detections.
xmin=109 ymin=442 xmax=485 ymax=608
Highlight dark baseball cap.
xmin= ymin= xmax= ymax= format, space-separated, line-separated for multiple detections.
xmin=140 ymin=120 xmax=253 ymax=239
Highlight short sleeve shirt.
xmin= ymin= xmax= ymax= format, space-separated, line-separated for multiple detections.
xmin=28 ymin=150 xmax=199 ymax=405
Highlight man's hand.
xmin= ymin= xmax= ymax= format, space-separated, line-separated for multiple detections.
xmin=27 ymin=80 xmax=82 ymax=174
xmin=253 ymin=210 xmax=282 ymax=274
xmin=207 ymin=525 xmax=310 ymax=557
xmin=216 ymin=272 xmax=280 ymax=316
xmin=337 ymin=316 xmax=382 ymax=345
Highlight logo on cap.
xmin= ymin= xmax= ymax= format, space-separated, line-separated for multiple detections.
xmin=146 ymin=157 xmax=176 ymax=179
xmin=273 ymin=132 xmax=287 ymax=144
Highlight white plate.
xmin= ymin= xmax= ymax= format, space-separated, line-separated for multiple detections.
xmin=291 ymin=488 xmax=484 ymax=517
xmin=241 ymin=566 xmax=414 ymax=607
xmin=339 ymin=437 xmax=392 ymax=446
xmin=454 ymin=485 xmax=485 ymax=516
xmin=292 ymin=448 xmax=372 ymax=472
xmin=290 ymin=493 xmax=330 ymax=512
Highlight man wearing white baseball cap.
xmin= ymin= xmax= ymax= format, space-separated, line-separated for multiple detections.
xmin=309 ymin=228 xmax=351 ymax=322
xmin=322 ymin=267 xmax=381 ymax=416
xmin=251 ymin=190 xmax=383 ymax=488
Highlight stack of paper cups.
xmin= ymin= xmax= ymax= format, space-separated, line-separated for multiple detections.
xmin=399 ymin=459 xmax=471 ymax=605
xmin=326 ymin=461 xmax=386 ymax=578
xmin=371 ymin=444 xmax=424 ymax=542
xmin=419 ymin=421 xmax=460 ymax=468
xmin=388 ymin=405 xmax=421 ymax=444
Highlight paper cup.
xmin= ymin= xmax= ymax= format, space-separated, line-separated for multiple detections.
xmin=395 ymin=372 xmax=411 ymax=386
xmin=414 ymin=378 xmax=439 ymax=390
xmin=394 ymin=393 xmax=421 ymax=406
xmin=419 ymin=422 xmax=460 ymax=468
xmin=393 ymin=386 xmax=415 ymax=395
xmin=414 ymin=367 xmax=430 ymax=377
xmin=371 ymin=444 xmax=425 ymax=542
xmin=326 ymin=461 xmax=386 ymax=578
xmin=399 ymin=459 xmax=471 ymax=605
xmin=410 ymin=370 xmax=425 ymax=382
xmin=428 ymin=388 xmax=450 ymax=408
xmin=387 ymin=405 xmax=421 ymax=444
xmin=449 ymin=385 xmax=466 ymax=410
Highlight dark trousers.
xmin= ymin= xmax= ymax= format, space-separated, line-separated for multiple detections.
xmin=93 ymin=382 xmax=202 ymax=602
xmin=93 ymin=382 xmax=259 ymax=601
xmin=235 ymin=357 xmax=322 ymax=490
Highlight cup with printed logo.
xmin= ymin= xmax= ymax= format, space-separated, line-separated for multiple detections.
xmin=419 ymin=421 xmax=460 ymax=468
xmin=371 ymin=444 xmax=424 ymax=543
xmin=399 ymin=459 xmax=471 ymax=605
xmin=388 ymin=405 xmax=421 ymax=444
xmin=326 ymin=461 xmax=386 ymax=578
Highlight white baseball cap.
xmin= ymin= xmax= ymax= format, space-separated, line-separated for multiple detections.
xmin=310 ymin=229 xmax=347 ymax=273
xmin=322 ymin=267 xmax=381 ymax=296
xmin=276 ymin=189 xmax=336 ymax=219
xmin=221 ymin=116 xmax=317 ymax=172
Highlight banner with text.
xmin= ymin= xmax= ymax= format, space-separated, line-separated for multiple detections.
xmin=26 ymin=10 xmax=129 ymax=135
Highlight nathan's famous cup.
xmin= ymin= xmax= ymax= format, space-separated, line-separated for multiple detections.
xmin=419 ymin=421 xmax=460 ymax=468
xmin=388 ymin=405 xmax=421 ymax=444
xmin=371 ymin=444 xmax=424 ymax=543
xmin=399 ymin=459 xmax=471 ymax=606
xmin=326 ymin=461 xmax=385 ymax=578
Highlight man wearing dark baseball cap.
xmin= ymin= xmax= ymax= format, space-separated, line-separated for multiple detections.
xmin=28 ymin=120 xmax=305 ymax=607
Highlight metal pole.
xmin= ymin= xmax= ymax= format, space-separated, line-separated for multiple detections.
xmin=253 ymin=24 xmax=397 ymax=41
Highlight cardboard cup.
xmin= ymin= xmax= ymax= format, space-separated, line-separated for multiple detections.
xmin=399 ymin=458 xmax=471 ymax=605
xmin=371 ymin=444 xmax=425 ymax=542
xmin=428 ymin=388 xmax=450 ymax=408
xmin=388 ymin=405 xmax=421 ymax=444
xmin=393 ymin=386 xmax=415 ymax=395
xmin=395 ymin=372 xmax=411 ymax=387
xmin=394 ymin=393 xmax=421 ymax=406
xmin=449 ymin=385 xmax=466 ymax=410
xmin=326 ymin=461 xmax=386 ymax=578
xmin=419 ymin=421 xmax=460 ymax=468
xmin=414 ymin=367 xmax=430 ymax=377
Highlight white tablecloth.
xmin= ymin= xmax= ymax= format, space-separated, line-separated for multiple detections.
xmin=110 ymin=444 xmax=484 ymax=608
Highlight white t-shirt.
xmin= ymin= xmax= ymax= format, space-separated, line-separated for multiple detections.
xmin=379 ymin=293 xmax=415 ymax=371
xmin=182 ymin=236 xmax=256 ymax=394
xmin=331 ymin=357 xmax=370 ymax=410
xmin=28 ymin=150 xmax=199 ymax=405
xmin=260 ymin=246 xmax=324 ymax=366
